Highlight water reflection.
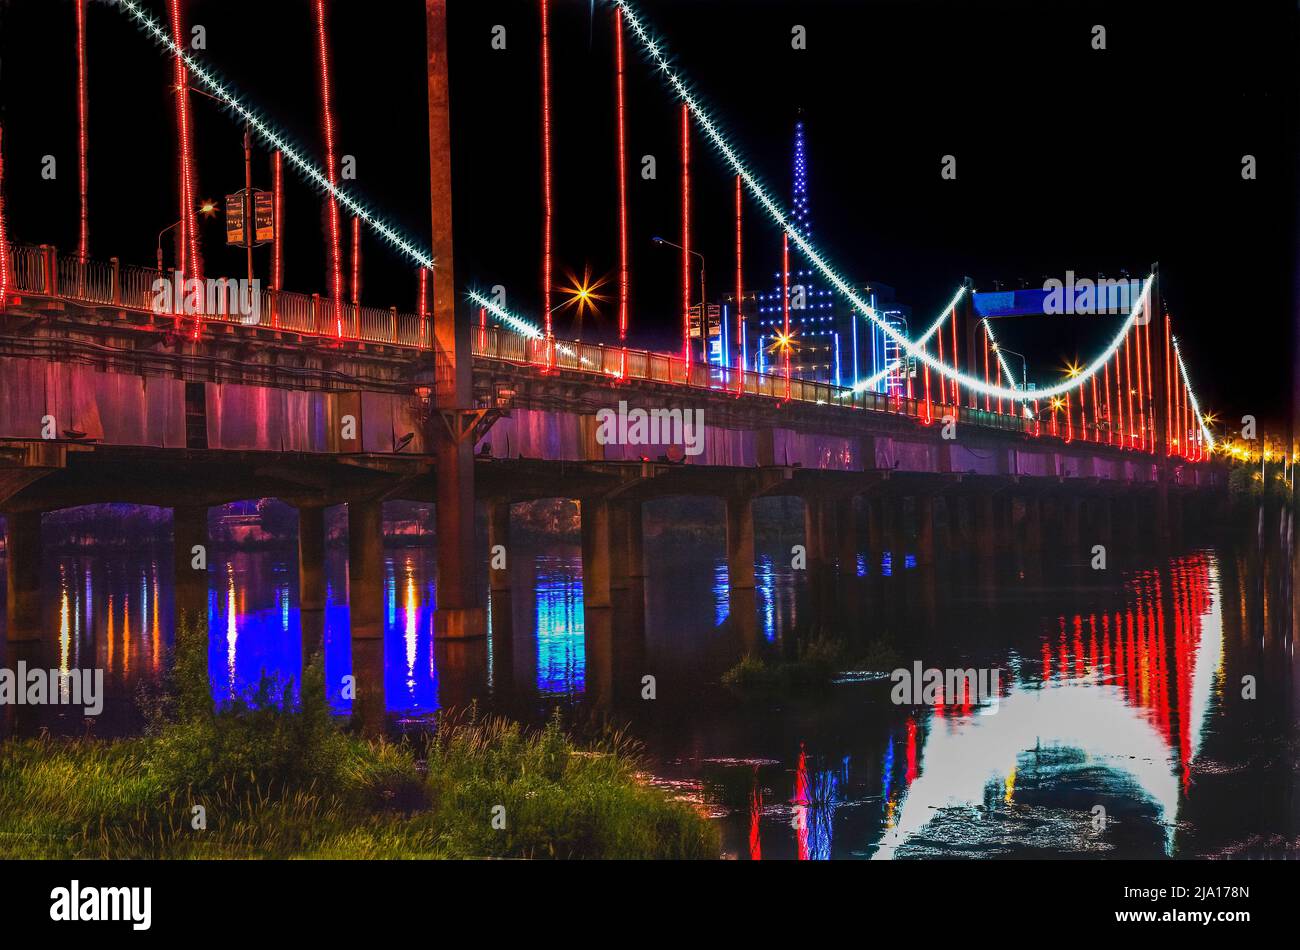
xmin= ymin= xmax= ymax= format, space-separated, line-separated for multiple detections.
xmin=1 ymin=527 xmax=1294 ymax=859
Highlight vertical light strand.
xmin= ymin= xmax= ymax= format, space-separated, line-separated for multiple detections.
xmin=681 ymin=102 xmax=692 ymax=376
xmin=982 ymin=326 xmax=990 ymax=412
xmin=167 ymin=0 xmax=201 ymax=294
xmin=75 ymin=0 xmax=90 ymax=261
xmin=417 ymin=267 xmax=429 ymax=350
xmin=950 ymin=303 xmax=961 ymax=409
xmin=0 ymin=123 xmax=8 ymax=313
xmin=1142 ymin=305 xmax=1155 ymax=454
xmin=478 ymin=305 xmax=487 ymax=352
xmin=539 ymin=0 xmax=554 ymax=365
xmin=271 ymin=149 xmax=283 ymax=328
xmin=1123 ymin=333 xmax=1135 ymax=448
xmin=614 ymin=6 xmax=629 ymax=364
xmin=1170 ymin=311 xmax=1180 ymax=457
xmin=1086 ymin=374 xmax=1097 ymax=441
xmin=1105 ymin=360 xmax=1115 ymax=445
xmin=350 ymin=216 xmax=361 ymax=306
xmin=734 ymin=174 xmax=744 ymax=396
xmin=1064 ymin=390 xmax=1073 ymax=443
xmin=936 ymin=315 xmax=947 ymax=405
xmin=1134 ymin=312 xmax=1146 ymax=451
xmin=1079 ymin=371 xmax=1088 ymax=441
xmin=781 ymin=231 xmax=790 ymax=401
xmin=312 ymin=0 xmax=343 ymax=338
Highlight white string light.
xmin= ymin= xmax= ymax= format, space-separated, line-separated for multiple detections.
xmin=1173 ymin=337 xmax=1215 ymax=450
xmin=115 ymin=0 xmax=434 ymax=269
xmin=856 ymin=284 xmax=965 ymax=391
xmin=615 ymin=0 xmax=1158 ymax=404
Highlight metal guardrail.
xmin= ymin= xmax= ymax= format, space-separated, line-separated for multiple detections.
xmin=3 ymin=242 xmax=431 ymax=349
xmin=1 ymin=242 xmax=1180 ymax=449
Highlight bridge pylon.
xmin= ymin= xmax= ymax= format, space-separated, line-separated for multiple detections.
xmin=427 ymin=0 xmax=485 ymax=639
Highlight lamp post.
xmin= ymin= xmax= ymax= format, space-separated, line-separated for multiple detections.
xmin=652 ymin=235 xmax=706 ymax=362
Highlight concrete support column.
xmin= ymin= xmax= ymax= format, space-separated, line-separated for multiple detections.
xmin=4 ymin=511 xmax=42 ymax=641
xmin=434 ymin=437 xmax=487 ymax=639
xmin=1094 ymin=496 xmax=1113 ymax=546
xmin=1024 ymin=495 xmax=1043 ymax=552
xmin=975 ymin=492 xmax=996 ymax=559
xmin=882 ymin=495 xmax=904 ymax=555
xmin=298 ymin=505 xmax=327 ymax=612
xmin=1062 ymin=496 xmax=1081 ymax=550
xmin=997 ymin=496 xmax=1015 ymax=551
xmin=1168 ymin=491 xmax=1185 ymax=545
xmin=580 ymin=498 xmax=612 ymax=609
xmin=802 ymin=496 xmax=825 ymax=572
xmin=487 ymin=499 xmax=511 ymax=593
xmin=835 ymin=496 xmax=858 ymax=575
xmin=915 ymin=494 xmax=936 ymax=566
xmin=866 ymin=495 xmax=884 ymax=558
xmin=607 ymin=500 xmax=643 ymax=590
xmin=622 ymin=499 xmax=646 ymax=579
xmin=348 ymin=499 xmax=384 ymax=639
xmin=725 ymin=493 xmax=757 ymax=589
xmin=172 ymin=505 xmax=208 ymax=632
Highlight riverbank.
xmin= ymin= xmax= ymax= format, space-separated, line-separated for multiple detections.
xmin=0 ymin=624 xmax=718 ymax=860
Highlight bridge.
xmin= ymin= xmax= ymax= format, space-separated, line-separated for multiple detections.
xmin=0 ymin=1 xmax=1225 ymax=653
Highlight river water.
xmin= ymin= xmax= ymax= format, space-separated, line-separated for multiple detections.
xmin=2 ymin=512 xmax=1296 ymax=859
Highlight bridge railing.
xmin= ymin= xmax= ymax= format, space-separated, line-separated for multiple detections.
xmin=1 ymin=242 xmax=431 ymax=349
xmin=471 ymin=325 xmax=1060 ymax=437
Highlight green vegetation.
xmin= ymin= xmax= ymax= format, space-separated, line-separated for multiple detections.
xmin=0 ymin=621 xmax=717 ymax=859
xmin=722 ymin=634 xmax=901 ymax=693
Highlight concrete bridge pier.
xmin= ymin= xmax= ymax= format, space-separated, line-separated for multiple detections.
xmin=725 ymin=492 xmax=757 ymax=589
xmin=1090 ymin=495 xmax=1113 ymax=548
xmin=881 ymin=495 xmax=904 ymax=557
xmin=580 ymin=498 xmax=613 ymax=609
xmin=348 ymin=499 xmax=385 ymax=639
xmin=1061 ymin=496 xmax=1081 ymax=552
xmin=975 ymin=492 xmax=997 ymax=560
xmin=995 ymin=495 xmax=1015 ymax=552
xmin=1023 ymin=495 xmax=1043 ymax=553
xmin=915 ymin=493 xmax=936 ymax=566
xmin=4 ymin=511 xmax=43 ymax=641
xmin=608 ymin=499 xmax=643 ymax=589
xmin=1167 ymin=491 xmax=1185 ymax=545
xmin=487 ymin=499 xmax=511 ymax=593
xmin=297 ymin=505 xmax=327 ymax=612
xmin=866 ymin=495 xmax=884 ymax=560
xmin=834 ymin=496 xmax=858 ymax=575
xmin=172 ymin=506 xmax=208 ymax=631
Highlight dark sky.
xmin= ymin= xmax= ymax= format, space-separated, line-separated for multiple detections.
xmin=1 ymin=0 xmax=1295 ymax=426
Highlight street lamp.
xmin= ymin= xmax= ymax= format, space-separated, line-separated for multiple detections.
xmin=991 ymin=342 xmax=1029 ymax=396
xmin=157 ymin=200 xmax=217 ymax=274
xmin=652 ymin=235 xmax=706 ymax=360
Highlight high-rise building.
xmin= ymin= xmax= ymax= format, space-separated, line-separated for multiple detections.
xmin=729 ymin=118 xmax=911 ymax=390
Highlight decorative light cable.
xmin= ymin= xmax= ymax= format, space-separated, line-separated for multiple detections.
xmin=115 ymin=0 xmax=433 ymax=270
xmin=855 ymin=284 xmax=966 ymax=391
xmin=75 ymin=0 xmax=90 ymax=261
xmin=615 ymin=0 xmax=1145 ymax=403
xmin=0 ymin=123 xmax=9 ymax=313
xmin=1172 ymin=337 xmax=1215 ymax=450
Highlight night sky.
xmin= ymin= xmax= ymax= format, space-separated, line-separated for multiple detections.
xmin=1 ymin=0 xmax=1295 ymax=427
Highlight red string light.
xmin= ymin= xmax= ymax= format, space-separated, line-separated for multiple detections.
xmin=614 ymin=7 xmax=628 ymax=354
xmin=168 ymin=0 xmax=201 ymax=335
xmin=313 ymin=0 xmax=343 ymax=339
xmin=540 ymin=0 xmax=554 ymax=366
xmin=734 ymin=174 xmax=744 ymax=396
xmin=681 ymin=102 xmax=692 ymax=376
xmin=75 ymin=0 xmax=90 ymax=262
xmin=0 ymin=124 xmax=8 ymax=313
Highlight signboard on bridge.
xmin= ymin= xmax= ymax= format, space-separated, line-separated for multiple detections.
xmin=225 ymin=188 xmax=275 ymax=246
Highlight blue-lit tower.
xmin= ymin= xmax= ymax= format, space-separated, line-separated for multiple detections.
xmin=747 ymin=117 xmax=909 ymax=388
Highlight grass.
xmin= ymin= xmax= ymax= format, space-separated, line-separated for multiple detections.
xmin=722 ymin=634 xmax=901 ymax=693
xmin=0 ymin=620 xmax=718 ymax=860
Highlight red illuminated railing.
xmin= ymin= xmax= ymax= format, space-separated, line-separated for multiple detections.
xmin=1 ymin=242 xmax=430 ymax=349
xmin=0 ymin=242 xmax=1201 ymax=451
xmin=471 ymin=325 xmax=1041 ymax=437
